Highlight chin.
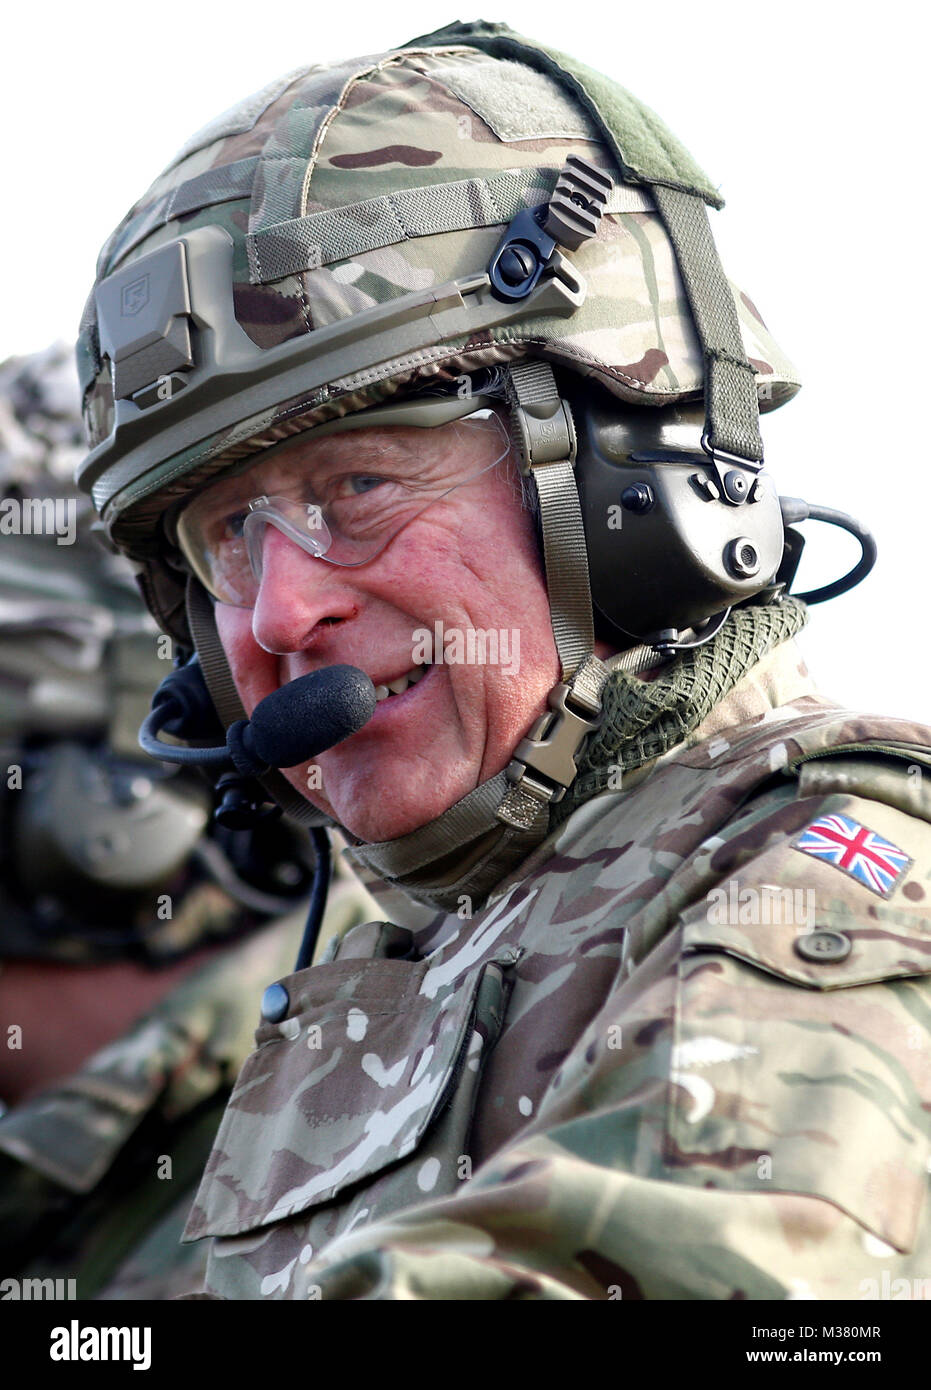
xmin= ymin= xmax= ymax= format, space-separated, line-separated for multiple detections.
xmin=329 ymin=796 xmax=450 ymax=845
xmin=298 ymin=760 xmax=476 ymax=844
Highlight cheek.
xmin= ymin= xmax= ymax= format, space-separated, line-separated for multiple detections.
xmin=478 ymin=483 xmax=551 ymax=628
xmin=213 ymin=603 xmax=279 ymax=714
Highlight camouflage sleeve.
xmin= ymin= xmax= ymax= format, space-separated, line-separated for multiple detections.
xmin=290 ymin=770 xmax=931 ymax=1300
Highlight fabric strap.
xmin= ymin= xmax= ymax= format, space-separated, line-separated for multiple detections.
xmin=247 ymin=173 xmax=653 ymax=283
xmin=650 ymin=185 xmax=764 ymax=464
xmin=505 ymin=359 xmax=595 ymax=680
xmin=102 ymin=158 xmax=262 ymax=277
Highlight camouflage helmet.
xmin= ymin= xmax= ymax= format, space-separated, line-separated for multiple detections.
xmin=75 ymin=20 xmax=798 ymax=659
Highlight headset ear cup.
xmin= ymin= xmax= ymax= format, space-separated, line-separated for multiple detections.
xmin=568 ymin=378 xmax=785 ymax=648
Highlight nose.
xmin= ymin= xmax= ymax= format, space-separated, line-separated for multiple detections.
xmin=250 ymin=523 xmax=358 ymax=655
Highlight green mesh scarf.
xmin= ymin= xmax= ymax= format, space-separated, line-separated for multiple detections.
xmin=550 ymin=596 xmax=809 ymax=830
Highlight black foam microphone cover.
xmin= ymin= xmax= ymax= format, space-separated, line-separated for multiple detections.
xmin=245 ymin=665 xmax=376 ymax=768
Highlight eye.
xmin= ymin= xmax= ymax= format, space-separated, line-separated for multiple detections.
xmin=223 ymin=509 xmax=249 ymax=539
xmin=347 ymin=474 xmax=388 ymax=495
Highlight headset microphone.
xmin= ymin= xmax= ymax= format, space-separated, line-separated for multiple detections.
xmin=139 ymin=657 xmax=377 ymax=972
xmin=139 ymin=659 xmax=376 ymax=774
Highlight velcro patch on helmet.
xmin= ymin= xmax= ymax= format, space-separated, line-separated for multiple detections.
xmin=420 ymin=51 xmax=602 ymax=143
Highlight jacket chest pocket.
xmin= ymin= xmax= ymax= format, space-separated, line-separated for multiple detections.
xmin=666 ymin=910 xmax=931 ymax=1253
xmin=184 ymin=952 xmax=513 ymax=1244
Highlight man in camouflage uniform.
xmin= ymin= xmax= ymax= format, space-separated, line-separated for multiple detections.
xmin=74 ymin=22 xmax=931 ymax=1299
xmin=0 ymin=346 xmax=376 ymax=1298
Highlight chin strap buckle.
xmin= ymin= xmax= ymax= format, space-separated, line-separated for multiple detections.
xmin=497 ymin=656 xmax=605 ymax=829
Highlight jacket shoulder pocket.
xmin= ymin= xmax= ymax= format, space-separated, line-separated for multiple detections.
xmin=667 ymin=890 xmax=931 ymax=1253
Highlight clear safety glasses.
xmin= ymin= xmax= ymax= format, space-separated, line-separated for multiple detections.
xmin=174 ymin=395 xmax=512 ymax=608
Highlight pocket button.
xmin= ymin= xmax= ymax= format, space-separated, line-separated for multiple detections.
xmin=793 ymin=929 xmax=852 ymax=963
xmin=261 ymin=982 xmax=291 ymax=1022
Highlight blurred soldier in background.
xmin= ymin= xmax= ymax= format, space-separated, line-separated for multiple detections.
xmin=0 ymin=345 xmax=376 ymax=1297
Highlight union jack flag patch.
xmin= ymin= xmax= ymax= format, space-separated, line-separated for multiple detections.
xmin=792 ymin=813 xmax=912 ymax=898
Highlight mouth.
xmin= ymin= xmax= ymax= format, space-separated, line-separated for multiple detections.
xmin=371 ymin=661 xmax=430 ymax=704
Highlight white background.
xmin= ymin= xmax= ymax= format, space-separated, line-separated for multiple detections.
xmin=3 ymin=0 xmax=927 ymax=720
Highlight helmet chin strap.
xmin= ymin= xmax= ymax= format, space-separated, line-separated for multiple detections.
xmin=493 ymin=359 xmax=608 ymax=830
xmin=185 ymin=361 xmax=608 ymax=913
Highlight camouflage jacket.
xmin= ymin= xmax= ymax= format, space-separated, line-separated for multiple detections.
xmin=183 ymin=643 xmax=931 ymax=1300
xmin=0 ymin=871 xmax=375 ymax=1300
